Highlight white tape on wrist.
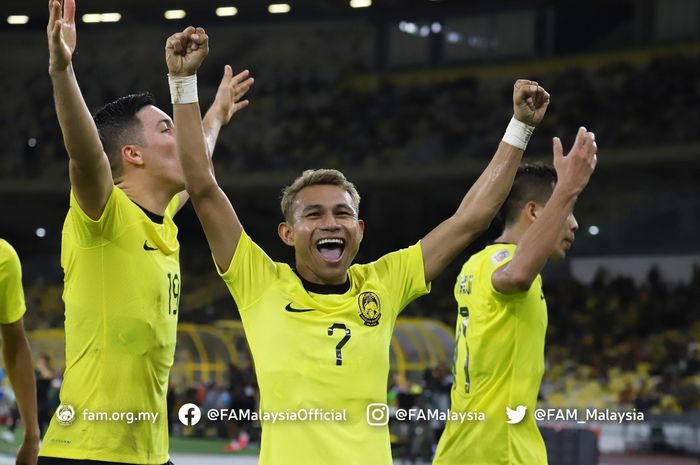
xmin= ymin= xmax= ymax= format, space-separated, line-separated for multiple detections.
xmin=168 ymin=74 xmax=198 ymax=104
xmin=502 ymin=116 xmax=536 ymax=150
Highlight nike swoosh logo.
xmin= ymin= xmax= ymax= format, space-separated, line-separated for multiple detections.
xmin=285 ymin=303 xmax=314 ymax=313
xmin=143 ymin=241 xmax=158 ymax=251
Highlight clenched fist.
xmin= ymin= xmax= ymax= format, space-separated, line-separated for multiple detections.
xmin=165 ymin=26 xmax=209 ymax=77
xmin=513 ymin=79 xmax=550 ymax=127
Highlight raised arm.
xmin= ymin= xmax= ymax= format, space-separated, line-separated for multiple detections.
xmin=492 ymin=128 xmax=597 ymax=293
xmin=1 ymin=319 xmax=39 ymax=465
xmin=420 ymin=80 xmax=551 ymax=283
xmin=176 ymin=66 xmax=253 ymax=210
xmin=166 ymin=27 xmax=246 ymax=272
xmin=47 ymin=0 xmax=112 ymax=220
xmin=202 ymin=66 xmax=253 ymax=157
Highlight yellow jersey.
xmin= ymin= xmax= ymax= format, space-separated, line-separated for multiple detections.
xmin=219 ymin=230 xmax=430 ymax=465
xmin=434 ymin=244 xmax=548 ymax=465
xmin=40 ymin=187 xmax=180 ymax=464
xmin=0 ymin=239 xmax=26 ymax=325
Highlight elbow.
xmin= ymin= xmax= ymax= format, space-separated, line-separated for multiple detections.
xmin=507 ymin=270 xmax=535 ymax=292
xmin=494 ymin=266 xmax=534 ymax=294
xmin=456 ymin=212 xmax=492 ymax=238
xmin=473 ymin=203 xmax=504 ymax=232
xmin=510 ymin=277 xmax=534 ymax=292
xmin=474 ymin=216 xmax=493 ymax=235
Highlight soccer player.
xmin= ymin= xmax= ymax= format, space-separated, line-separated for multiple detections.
xmin=433 ymin=132 xmax=598 ymax=465
xmin=39 ymin=1 xmax=252 ymax=464
xmin=166 ymin=27 xmax=549 ymax=465
xmin=0 ymin=239 xmax=40 ymax=465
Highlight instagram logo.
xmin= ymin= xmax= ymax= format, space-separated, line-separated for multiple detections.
xmin=366 ymin=403 xmax=389 ymax=426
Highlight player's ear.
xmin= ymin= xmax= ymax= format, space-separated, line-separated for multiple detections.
xmin=278 ymin=222 xmax=295 ymax=246
xmin=121 ymin=145 xmax=144 ymax=167
xmin=524 ymin=201 xmax=540 ymax=223
xmin=358 ymin=219 xmax=365 ymax=241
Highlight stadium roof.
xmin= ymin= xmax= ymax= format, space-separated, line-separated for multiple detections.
xmin=1 ymin=0 xmax=601 ymax=27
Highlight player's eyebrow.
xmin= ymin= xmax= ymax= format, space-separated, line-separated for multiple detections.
xmin=303 ymin=202 xmax=354 ymax=212
xmin=301 ymin=204 xmax=324 ymax=213
xmin=157 ymin=118 xmax=173 ymax=128
xmin=333 ymin=204 xmax=356 ymax=213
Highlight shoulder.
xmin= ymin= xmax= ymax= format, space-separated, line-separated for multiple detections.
xmin=484 ymin=245 xmax=515 ymax=268
xmin=0 ymin=239 xmax=19 ymax=266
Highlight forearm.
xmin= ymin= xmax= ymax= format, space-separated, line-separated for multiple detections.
xmin=202 ymin=107 xmax=223 ymax=160
xmin=50 ymin=66 xmax=105 ymax=166
xmin=420 ymin=141 xmax=523 ymax=283
xmin=504 ymin=186 xmax=578 ymax=288
xmin=175 ymin=103 xmax=217 ymax=191
xmin=174 ymin=102 xmax=242 ymax=271
xmin=454 ymin=141 xmax=523 ymax=230
xmin=1 ymin=322 xmax=40 ymax=440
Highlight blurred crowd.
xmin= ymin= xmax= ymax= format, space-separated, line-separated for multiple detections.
xmin=1 ymin=23 xmax=699 ymax=180
xmin=541 ymin=266 xmax=700 ymax=413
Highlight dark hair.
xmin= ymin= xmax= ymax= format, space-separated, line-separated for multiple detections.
xmin=500 ymin=163 xmax=557 ymax=226
xmin=93 ymin=92 xmax=155 ymax=178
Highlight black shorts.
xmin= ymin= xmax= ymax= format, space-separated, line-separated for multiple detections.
xmin=38 ymin=458 xmax=174 ymax=465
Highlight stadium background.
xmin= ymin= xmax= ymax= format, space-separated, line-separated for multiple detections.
xmin=0 ymin=0 xmax=699 ymax=463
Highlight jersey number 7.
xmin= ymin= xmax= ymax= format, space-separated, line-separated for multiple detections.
xmin=327 ymin=323 xmax=351 ymax=366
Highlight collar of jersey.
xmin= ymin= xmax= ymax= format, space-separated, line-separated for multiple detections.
xmin=293 ymin=269 xmax=351 ymax=295
xmin=134 ymin=202 xmax=165 ymax=224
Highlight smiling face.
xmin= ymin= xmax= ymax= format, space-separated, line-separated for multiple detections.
xmin=278 ymin=184 xmax=365 ymax=285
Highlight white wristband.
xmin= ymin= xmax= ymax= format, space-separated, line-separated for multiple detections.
xmin=502 ymin=116 xmax=535 ymax=150
xmin=168 ymin=74 xmax=198 ymax=104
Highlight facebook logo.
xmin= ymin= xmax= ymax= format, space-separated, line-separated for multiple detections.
xmin=178 ymin=403 xmax=202 ymax=426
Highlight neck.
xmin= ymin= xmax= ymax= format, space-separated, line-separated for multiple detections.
xmin=117 ymin=175 xmax=180 ymax=216
xmin=294 ymin=262 xmax=348 ymax=286
xmin=495 ymin=222 xmax=528 ymax=246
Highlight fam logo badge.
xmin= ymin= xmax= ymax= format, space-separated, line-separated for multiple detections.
xmin=491 ymin=249 xmax=511 ymax=265
xmin=358 ymin=291 xmax=381 ymax=327
xmin=56 ymin=403 xmax=76 ymax=426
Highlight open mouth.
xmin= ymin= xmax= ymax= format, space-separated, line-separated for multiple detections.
xmin=316 ymin=238 xmax=345 ymax=262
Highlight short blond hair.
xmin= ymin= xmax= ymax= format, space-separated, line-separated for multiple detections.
xmin=280 ymin=169 xmax=361 ymax=222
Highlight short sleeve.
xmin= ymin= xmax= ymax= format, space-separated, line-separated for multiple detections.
xmin=66 ymin=186 xmax=127 ymax=245
xmin=372 ymin=241 xmax=431 ymax=314
xmin=478 ymin=246 xmax=528 ymax=302
xmin=216 ymin=230 xmax=279 ymax=312
xmin=0 ymin=241 xmax=26 ymax=324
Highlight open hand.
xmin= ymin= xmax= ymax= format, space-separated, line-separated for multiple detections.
xmin=210 ymin=66 xmax=254 ymax=125
xmin=47 ymin=0 xmax=76 ymax=75
xmin=553 ymin=127 xmax=598 ymax=196
xmin=15 ymin=436 xmax=39 ymax=465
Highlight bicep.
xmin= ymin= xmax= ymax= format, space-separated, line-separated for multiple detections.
xmin=69 ymin=155 xmax=114 ymax=221
xmin=421 ymin=217 xmax=482 ymax=284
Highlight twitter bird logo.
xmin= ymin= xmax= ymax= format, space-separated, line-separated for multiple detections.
xmin=506 ymin=405 xmax=527 ymax=424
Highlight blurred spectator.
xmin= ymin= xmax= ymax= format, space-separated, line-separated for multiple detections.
xmin=35 ymin=352 xmax=57 ymax=435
